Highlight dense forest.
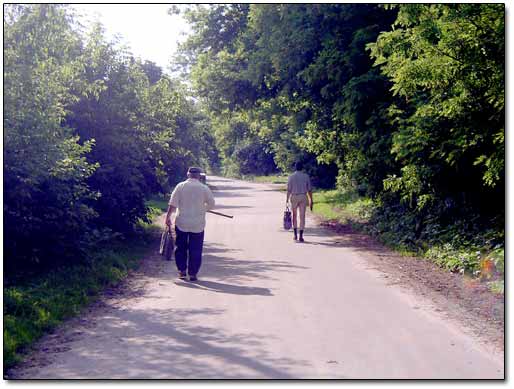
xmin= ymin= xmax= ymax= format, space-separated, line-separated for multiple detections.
xmin=4 ymin=3 xmax=505 ymax=280
xmin=175 ymin=3 xmax=505 ymax=273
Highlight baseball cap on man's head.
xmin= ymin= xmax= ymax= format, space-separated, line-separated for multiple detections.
xmin=187 ymin=166 xmax=203 ymax=174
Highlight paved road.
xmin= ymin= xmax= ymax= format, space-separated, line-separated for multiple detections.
xmin=13 ymin=176 xmax=504 ymax=379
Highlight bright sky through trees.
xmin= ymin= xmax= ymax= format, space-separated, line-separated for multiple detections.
xmin=73 ymin=4 xmax=190 ymax=73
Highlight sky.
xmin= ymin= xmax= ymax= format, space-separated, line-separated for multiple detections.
xmin=72 ymin=4 xmax=191 ymax=74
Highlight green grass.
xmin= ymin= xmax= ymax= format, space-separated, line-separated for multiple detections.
xmin=146 ymin=195 xmax=169 ymax=218
xmin=3 ymin=221 xmax=159 ymax=372
xmin=488 ymin=280 xmax=504 ymax=294
xmin=242 ymin=174 xmax=288 ymax=185
xmin=313 ymin=189 xmax=374 ymax=224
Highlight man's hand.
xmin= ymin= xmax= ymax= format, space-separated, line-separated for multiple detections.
xmin=166 ymin=218 xmax=172 ymax=228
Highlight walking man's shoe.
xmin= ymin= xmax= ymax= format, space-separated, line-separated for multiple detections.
xmin=178 ymin=271 xmax=187 ymax=279
xmin=189 ymin=275 xmax=198 ymax=282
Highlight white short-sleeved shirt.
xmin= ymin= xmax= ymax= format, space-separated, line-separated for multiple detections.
xmin=169 ymin=178 xmax=215 ymax=233
xmin=287 ymin=171 xmax=312 ymax=195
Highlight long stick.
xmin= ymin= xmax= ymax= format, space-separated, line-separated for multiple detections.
xmin=207 ymin=210 xmax=233 ymax=218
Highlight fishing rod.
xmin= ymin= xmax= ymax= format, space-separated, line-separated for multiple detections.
xmin=207 ymin=210 xmax=233 ymax=219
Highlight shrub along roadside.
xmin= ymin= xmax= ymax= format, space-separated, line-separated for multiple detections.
xmin=3 ymin=222 xmax=160 ymax=372
xmin=146 ymin=197 xmax=170 ymax=217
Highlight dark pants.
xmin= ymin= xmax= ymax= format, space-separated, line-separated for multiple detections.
xmin=174 ymin=226 xmax=205 ymax=276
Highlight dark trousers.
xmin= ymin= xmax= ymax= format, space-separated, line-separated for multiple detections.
xmin=174 ymin=226 xmax=205 ymax=276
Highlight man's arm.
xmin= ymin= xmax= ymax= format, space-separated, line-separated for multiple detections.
xmin=306 ymin=175 xmax=313 ymax=211
xmin=205 ymin=187 xmax=215 ymax=211
xmin=286 ymin=177 xmax=291 ymax=204
xmin=166 ymin=184 xmax=180 ymax=228
xmin=166 ymin=204 xmax=176 ymax=228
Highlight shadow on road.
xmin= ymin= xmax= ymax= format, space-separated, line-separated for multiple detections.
xmin=277 ymin=222 xmax=389 ymax=253
xmin=174 ymin=279 xmax=273 ymax=296
xmin=49 ymin=307 xmax=307 ymax=378
xmin=213 ymin=204 xmax=252 ymax=210
xmin=199 ymin=243 xmax=309 ymax=283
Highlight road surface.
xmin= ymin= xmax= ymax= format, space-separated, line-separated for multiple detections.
xmin=11 ymin=176 xmax=504 ymax=379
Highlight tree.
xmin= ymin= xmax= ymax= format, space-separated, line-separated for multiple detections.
xmin=4 ymin=4 xmax=220 ymax=277
xmin=369 ymin=4 xmax=504 ymax=221
xmin=4 ymin=4 xmax=98 ymax=275
xmin=178 ymin=4 xmax=397 ymax=190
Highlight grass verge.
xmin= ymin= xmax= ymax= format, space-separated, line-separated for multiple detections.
xmin=146 ymin=195 xmax=169 ymax=216
xmin=239 ymin=174 xmax=288 ymax=185
xmin=313 ymin=189 xmax=374 ymax=224
xmin=3 ymin=219 xmax=161 ymax=372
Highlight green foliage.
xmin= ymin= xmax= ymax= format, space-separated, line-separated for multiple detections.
xmin=488 ymin=280 xmax=504 ymax=295
xmin=4 ymin=4 xmax=219 ymax=278
xmin=369 ymin=3 xmax=504 ymax=209
xmin=179 ymin=4 xmax=398 ymax=190
xmin=177 ymin=3 xmax=504 ymax=280
xmin=4 ymin=4 xmax=99 ymax=275
xmin=313 ymin=189 xmax=374 ymax=224
xmin=145 ymin=196 xmax=169 ymax=214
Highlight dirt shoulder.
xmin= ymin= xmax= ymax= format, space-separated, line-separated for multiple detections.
xmin=316 ymin=217 xmax=504 ymax=357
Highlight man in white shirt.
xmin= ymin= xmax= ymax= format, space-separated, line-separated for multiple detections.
xmin=166 ymin=167 xmax=215 ymax=281
xmin=286 ymin=161 xmax=313 ymax=242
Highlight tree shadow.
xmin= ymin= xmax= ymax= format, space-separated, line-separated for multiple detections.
xmin=174 ymin=279 xmax=273 ymax=296
xmin=214 ymin=204 xmax=253 ymax=210
xmin=274 ymin=223 xmax=389 ymax=252
xmin=199 ymin=243 xmax=310 ymax=282
xmin=201 ymin=245 xmax=241 ymax=254
xmin=46 ymin=307 xmax=309 ymax=378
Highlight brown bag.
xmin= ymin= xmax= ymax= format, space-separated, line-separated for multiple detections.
xmin=159 ymin=226 xmax=174 ymax=261
xmin=283 ymin=206 xmax=292 ymax=230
